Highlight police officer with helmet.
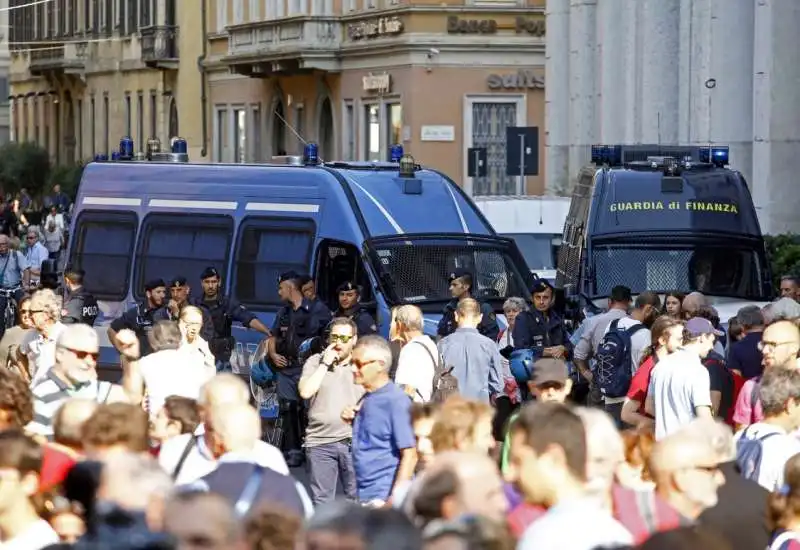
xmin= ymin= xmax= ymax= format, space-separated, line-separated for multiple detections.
xmin=61 ymin=267 xmax=98 ymax=326
xmin=108 ymin=278 xmax=167 ymax=358
xmin=267 ymin=271 xmax=332 ymax=467
xmin=437 ymin=268 xmax=499 ymax=341
xmin=193 ymin=266 xmax=270 ymax=372
xmin=333 ymin=281 xmax=377 ymax=336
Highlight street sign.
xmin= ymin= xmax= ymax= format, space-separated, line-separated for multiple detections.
xmin=467 ymin=147 xmax=488 ymax=178
xmin=505 ymin=126 xmax=539 ymax=176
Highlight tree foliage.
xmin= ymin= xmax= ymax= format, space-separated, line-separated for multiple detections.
xmin=765 ymin=234 xmax=800 ymax=288
xmin=0 ymin=142 xmax=51 ymax=197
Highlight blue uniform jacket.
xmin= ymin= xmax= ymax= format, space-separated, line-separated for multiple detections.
xmin=334 ymin=305 xmax=377 ymax=336
xmin=512 ymin=309 xmax=573 ymax=359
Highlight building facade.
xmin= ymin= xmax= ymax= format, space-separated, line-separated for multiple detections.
xmin=0 ymin=0 xmax=10 ymax=144
xmin=8 ymin=0 xmax=204 ymax=163
xmin=546 ymin=0 xmax=800 ymax=234
xmin=208 ymin=0 xmax=546 ymax=196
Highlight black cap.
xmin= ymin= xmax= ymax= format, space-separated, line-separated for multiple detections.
xmin=336 ymin=281 xmax=359 ymax=293
xmin=144 ymin=278 xmax=166 ymax=292
xmin=200 ymin=267 xmax=219 ymax=280
xmin=278 ymin=270 xmax=301 ymax=284
xmin=170 ymin=276 xmax=188 ymax=288
xmin=448 ymin=268 xmax=472 ymax=283
xmin=530 ymin=277 xmax=553 ymax=294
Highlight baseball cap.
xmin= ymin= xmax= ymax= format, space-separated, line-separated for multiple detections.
xmin=530 ymin=358 xmax=569 ymax=386
xmin=448 ymin=268 xmax=472 ymax=282
xmin=200 ymin=266 xmax=219 ymax=280
xmin=686 ymin=317 xmax=724 ymax=337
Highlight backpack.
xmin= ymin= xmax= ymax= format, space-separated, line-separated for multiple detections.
xmin=736 ymin=425 xmax=779 ymax=482
xmin=769 ymin=530 xmax=800 ymax=550
xmin=594 ymin=319 xmax=646 ymax=399
xmin=412 ymin=340 xmax=459 ymax=403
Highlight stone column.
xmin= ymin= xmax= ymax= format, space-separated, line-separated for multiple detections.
xmin=596 ymin=0 xmax=627 ymax=143
xmin=566 ymin=0 xmax=597 ymax=189
xmin=544 ymin=0 xmax=571 ymax=194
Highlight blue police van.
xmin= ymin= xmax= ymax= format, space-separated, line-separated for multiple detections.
xmin=556 ymin=144 xmax=773 ymax=322
xmin=68 ymin=140 xmax=533 ymax=379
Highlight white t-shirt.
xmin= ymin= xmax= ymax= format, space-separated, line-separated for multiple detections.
xmin=139 ymin=347 xmax=215 ymax=417
xmin=648 ymin=348 xmax=712 ymax=440
xmin=734 ymin=423 xmax=800 ymax=492
xmin=394 ymin=335 xmax=438 ymax=403
xmin=158 ymin=424 xmax=289 ymax=485
xmin=2 ymin=519 xmax=59 ymax=550
xmin=602 ymin=317 xmax=651 ymax=405
xmin=23 ymin=322 xmax=67 ymax=387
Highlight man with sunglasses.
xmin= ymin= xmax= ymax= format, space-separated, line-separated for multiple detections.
xmin=298 ymin=317 xmax=364 ymax=505
xmin=28 ymin=324 xmax=126 ymax=440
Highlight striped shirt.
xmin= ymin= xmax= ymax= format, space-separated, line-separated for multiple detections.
xmin=27 ymin=370 xmax=115 ymax=439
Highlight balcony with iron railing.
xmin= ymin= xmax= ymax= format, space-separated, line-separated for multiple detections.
xmin=140 ymin=25 xmax=179 ymax=69
xmin=28 ymin=43 xmax=85 ymax=76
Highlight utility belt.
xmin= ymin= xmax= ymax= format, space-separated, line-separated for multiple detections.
xmin=209 ymin=336 xmax=235 ymax=357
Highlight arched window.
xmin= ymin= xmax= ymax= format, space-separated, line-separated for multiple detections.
xmin=168 ymin=98 xmax=179 ymax=137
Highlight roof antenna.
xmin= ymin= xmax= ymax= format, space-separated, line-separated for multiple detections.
xmin=657 ymin=112 xmax=661 ymax=145
xmin=272 ymin=104 xmax=324 ymax=163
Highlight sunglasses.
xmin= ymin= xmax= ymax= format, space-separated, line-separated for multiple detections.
xmin=60 ymin=346 xmax=99 ymax=361
xmin=352 ymin=358 xmax=382 ymax=371
xmin=330 ymin=334 xmax=353 ymax=343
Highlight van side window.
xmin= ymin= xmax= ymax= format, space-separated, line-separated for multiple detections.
xmin=69 ymin=211 xmax=138 ymax=301
xmin=315 ymin=240 xmax=373 ymax=311
xmin=234 ymin=218 xmax=315 ymax=308
xmin=134 ymin=213 xmax=233 ymax=298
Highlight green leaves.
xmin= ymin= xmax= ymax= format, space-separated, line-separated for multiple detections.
xmin=0 ymin=141 xmax=51 ymax=197
xmin=765 ymin=234 xmax=800 ymax=287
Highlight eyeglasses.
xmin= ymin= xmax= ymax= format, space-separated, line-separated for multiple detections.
xmin=352 ymin=358 xmax=382 ymax=371
xmin=19 ymin=309 xmax=31 ymax=315
xmin=758 ymin=340 xmax=798 ymax=351
xmin=60 ymin=346 xmax=99 ymax=361
xmin=330 ymin=334 xmax=353 ymax=343
xmin=28 ymin=309 xmax=43 ymax=314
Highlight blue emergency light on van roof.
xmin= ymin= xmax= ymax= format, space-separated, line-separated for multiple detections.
xmin=119 ymin=136 xmax=134 ymax=159
xmin=389 ymin=144 xmax=403 ymax=162
xmin=303 ymin=143 xmax=319 ymax=165
xmin=94 ymin=154 xmax=108 ymax=162
xmin=591 ymin=145 xmax=623 ymax=166
xmin=171 ymin=137 xmax=188 ymax=154
xmin=698 ymin=146 xmax=730 ymax=167
xmin=111 ymin=151 xmax=120 ymax=161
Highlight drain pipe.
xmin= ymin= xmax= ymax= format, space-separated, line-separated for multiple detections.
xmin=198 ymin=0 xmax=209 ymax=157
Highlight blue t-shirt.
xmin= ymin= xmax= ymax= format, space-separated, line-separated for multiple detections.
xmin=352 ymin=381 xmax=415 ymax=502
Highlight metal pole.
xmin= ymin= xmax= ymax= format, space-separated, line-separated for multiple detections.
xmin=518 ymin=133 xmax=526 ymax=195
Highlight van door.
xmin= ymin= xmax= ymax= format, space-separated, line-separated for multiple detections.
xmin=314 ymin=239 xmax=375 ymax=316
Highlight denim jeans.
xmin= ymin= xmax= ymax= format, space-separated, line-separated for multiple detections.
xmin=306 ymin=440 xmax=356 ymax=505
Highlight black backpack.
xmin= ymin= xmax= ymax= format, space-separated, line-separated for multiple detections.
xmin=594 ymin=319 xmax=646 ymax=399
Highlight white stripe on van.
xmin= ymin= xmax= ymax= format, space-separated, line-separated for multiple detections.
xmin=245 ymin=203 xmax=320 ymax=213
xmin=445 ymin=184 xmax=469 ymax=233
xmin=346 ymin=178 xmax=404 ymax=234
xmin=82 ymin=197 xmax=142 ymax=207
xmin=148 ymin=199 xmax=238 ymax=210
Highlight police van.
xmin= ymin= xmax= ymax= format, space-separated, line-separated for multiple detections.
xmin=556 ymin=144 xmax=773 ymax=321
xmin=68 ymin=139 xmax=533 ymax=378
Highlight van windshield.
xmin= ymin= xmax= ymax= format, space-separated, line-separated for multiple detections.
xmin=591 ymin=242 xmax=766 ymax=299
xmin=367 ymin=235 xmax=532 ymax=308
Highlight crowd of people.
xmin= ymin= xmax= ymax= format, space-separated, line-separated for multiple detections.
xmin=2 ymin=265 xmax=800 ymax=549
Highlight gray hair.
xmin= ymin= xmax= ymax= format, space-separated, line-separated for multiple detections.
xmin=770 ymin=297 xmax=800 ymax=322
xmin=502 ymin=297 xmax=528 ymax=313
xmin=353 ymin=335 xmax=393 ymax=372
xmin=394 ymin=304 xmax=424 ymax=332
xmin=102 ymin=452 xmax=173 ymax=510
xmin=148 ymin=320 xmax=182 ymax=352
xmin=782 ymin=275 xmax=800 ymax=287
xmin=760 ymin=367 xmax=800 ymax=417
xmin=31 ymin=288 xmax=61 ymax=321
xmin=737 ymin=305 xmax=764 ymax=329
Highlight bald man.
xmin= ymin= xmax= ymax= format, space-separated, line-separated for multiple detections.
xmin=164 ymin=491 xmax=248 ymax=550
xmin=650 ymin=418 xmax=725 ymax=520
xmin=53 ymin=398 xmax=98 ymax=455
xmin=682 ymin=292 xmax=707 ymax=320
xmin=412 ymin=451 xmax=507 ymax=525
xmin=158 ymin=375 xmax=289 ymax=484
xmin=190 ymin=403 xmax=312 ymax=518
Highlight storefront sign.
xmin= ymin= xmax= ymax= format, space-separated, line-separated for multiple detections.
xmin=515 ymin=17 xmax=546 ymax=37
xmin=362 ymin=74 xmax=391 ymax=93
xmin=487 ymin=70 xmax=545 ymax=90
xmin=420 ymin=125 xmax=455 ymax=142
xmin=446 ymin=16 xmax=497 ymax=34
xmin=348 ymin=17 xmax=404 ymax=40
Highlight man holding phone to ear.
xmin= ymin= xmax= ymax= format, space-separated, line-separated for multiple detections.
xmin=298 ymin=317 xmax=365 ymax=505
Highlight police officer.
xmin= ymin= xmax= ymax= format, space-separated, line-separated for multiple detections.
xmin=267 ymin=271 xmax=332 ymax=467
xmin=512 ymin=278 xmax=572 ymax=359
xmin=157 ymin=276 xmax=214 ymax=331
xmin=108 ymin=278 xmax=167 ymax=358
xmin=193 ymin=266 xmax=270 ymax=372
xmin=61 ymin=267 xmax=98 ymax=326
xmin=437 ymin=268 xmax=499 ymax=341
xmin=334 ymin=281 xmax=377 ymax=336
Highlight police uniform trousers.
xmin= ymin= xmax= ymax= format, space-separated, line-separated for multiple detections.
xmin=277 ymin=365 xmax=307 ymax=456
